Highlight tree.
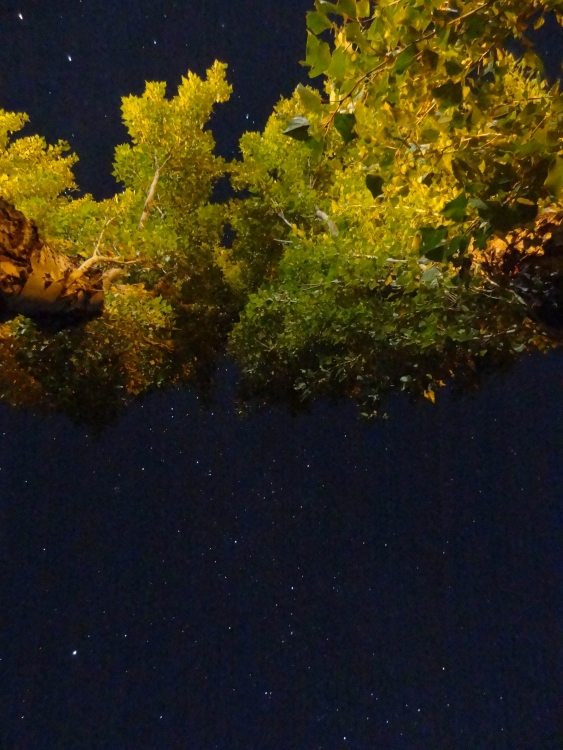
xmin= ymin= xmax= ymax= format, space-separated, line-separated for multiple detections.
xmin=2 ymin=2 xmax=563 ymax=426
xmin=227 ymin=0 xmax=563 ymax=416
xmin=0 ymin=63 xmax=236 ymax=429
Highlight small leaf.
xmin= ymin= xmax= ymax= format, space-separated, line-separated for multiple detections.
xmin=447 ymin=235 xmax=469 ymax=259
xmin=420 ymin=49 xmax=439 ymax=70
xmin=282 ymin=116 xmax=311 ymax=141
xmin=336 ymin=0 xmax=357 ymax=18
xmin=327 ymin=47 xmax=348 ymax=79
xmin=305 ymin=136 xmax=325 ymax=164
xmin=432 ymin=81 xmax=463 ymax=106
xmin=441 ymin=193 xmax=468 ymax=222
xmin=534 ymin=15 xmax=546 ymax=29
xmin=444 ymin=60 xmax=464 ymax=77
xmin=333 ymin=112 xmax=357 ymax=143
xmin=393 ymin=46 xmax=416 ymax=75
xmin=296 ymin=83 xmax=323 ymax=114
xmin=418 ymin=226 xmax=448 ymax=257
xmin=468 ymin=197 xmax=489 ymax=212
xmin=306 ymin=10 xmax=333 ymax=33
xmin=420 ymin=128 xmax=440 ymax=143
xmin=366 ymin=174 xmax=384 ymax=199
xmin=424 ymin=246 xmax=447 ymax=262
xmin=379 ymin=148 xmax=395 ymax=168
xmin=303 ymin=32 xmax=332 ymax=77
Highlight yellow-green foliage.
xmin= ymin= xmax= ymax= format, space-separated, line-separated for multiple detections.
xmin=227 ymin=0 xmax=563 ymax=414
xmin=3 ymin=2 xmax=563 ymax=423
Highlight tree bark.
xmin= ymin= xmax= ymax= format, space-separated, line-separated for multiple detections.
xmin=0 ymin=197 xmax=105 ymax=325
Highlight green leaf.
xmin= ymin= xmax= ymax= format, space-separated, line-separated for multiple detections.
xmin=306 ymin=10 xmax=333 ymax=33
xmin=432 ymin=81 xmax=463 ymax=106
xmin=393 ymin=47 xmax=416 ymax=75
xmin=421 ymin=266 xmax=441 ymax=284
xmin=427 ymin=235 xmax=468 ymax=264
xmin=345 ymin=21 xmax=365 ymax=44
xmin=419 ymin=128 xmax=440 ymax=144
xmin=304 ymin=32 xmax=332 ymax=77
xmin=419 ymin=226 xmax=448 ymax=257
xmin=420 ymin=49 xmax=439 ymax=70
xmin=424 ymin=246 xmax=447 ymax=262
xmin=327 ymin=47 xmax=348 ymax=80
xmin=356 ymin=0 xmax=370 ymax=17
xmin=468 ymin=198 xmax=489 ymax=212
xmin=441 ymin=193 xmax=468 ymax=222
xmin=282 ymin=116 xmax=311 ymax=141
xmin=444 ymin=60 xmax=464 ymax=77
xmin=366 ymin=174 xmax=384 ymax=198
xmin=544 ymin=156 xmax=563 ymax=199
xmin=379 ymin=148 xmax=395 ymax=168
xmin=447 ymin=235 xmax=469 ymax=258
xmin=296 ymin=84 xmax=323 ymax=114
xmin=334 ymin=113 xmax=357 ymax=143
xmin=336 ymin=0 xmax=357 ymax=18
xmin=305 ymin=136 xmax=325 ymax=164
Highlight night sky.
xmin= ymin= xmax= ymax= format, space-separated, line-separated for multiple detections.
xmin=1 ymin=2 xmax=563 ymax=749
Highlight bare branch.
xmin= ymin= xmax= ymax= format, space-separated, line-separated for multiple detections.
xmin=67 ymin=256 xmax=141 ymax=286
xmin=94 ymin=216 xmax=116 ymax=256
xmin=138 ymin=155 xmax=162 ymax=230
xmin=141 ymin=335 xmax=174 ymax=351
xmin=137 ymin=143 xmax=183 ymax=229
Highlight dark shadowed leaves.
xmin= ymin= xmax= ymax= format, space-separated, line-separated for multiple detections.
xmin=366 ymin=174 xmax=384 ymax=199
xmin=282 ymin=116 xmax=311 ymax=141
xmin=419 ymin=226 xmax=448 ymax=258
xmin=441 ymin=193 xmax=468 ymax=222
xmin=477 ymin=200 xmax=538 ymax=232
xmin=334 ymin=113 xmax=357 ymax=143
xmin=432 ymin=81 xmax=463 ymax=106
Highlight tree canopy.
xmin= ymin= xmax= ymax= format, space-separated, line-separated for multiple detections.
xmin=2 ymin=0 xmax=563 ymax=428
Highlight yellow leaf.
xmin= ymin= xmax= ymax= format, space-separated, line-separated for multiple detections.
xmin=423 ymin=389 xmax=435 ymax=403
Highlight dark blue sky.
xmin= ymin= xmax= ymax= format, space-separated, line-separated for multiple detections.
xmin=0 ymin=2 xmax=562 ymax=749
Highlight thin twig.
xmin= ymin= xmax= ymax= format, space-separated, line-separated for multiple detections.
xmin=141 ymin=335 xmax=174 ymax=352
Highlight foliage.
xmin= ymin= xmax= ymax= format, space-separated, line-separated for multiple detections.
xmin=0 ymin=63 xmax=235 ymax=428
xmin=227 ymin=0 xmax=563 ymax=415
xmin=3 ymin=3 xmax=563 ymax=425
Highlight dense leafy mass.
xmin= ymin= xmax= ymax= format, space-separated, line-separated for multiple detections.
xmin=2 ymin=1 xmax=563 ymax=426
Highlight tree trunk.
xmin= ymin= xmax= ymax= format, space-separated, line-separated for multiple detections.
xmin=0 ymin=197 xmax=104 ymax=325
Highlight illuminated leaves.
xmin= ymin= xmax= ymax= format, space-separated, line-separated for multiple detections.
xmin=303 ymin=32 xmax=332 ymax=77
